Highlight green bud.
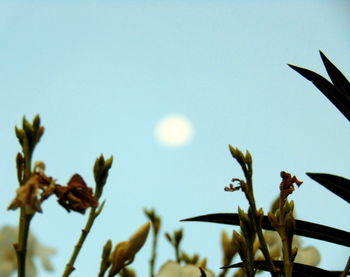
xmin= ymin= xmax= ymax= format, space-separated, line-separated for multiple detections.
xmin=182 ymin=252 xmax=190 ymax=263
xmin=245 ymin=150 xmax=252 ymax=165
xmin=15 ymin=127 xmax=25 ymax=145
xmin=255 ymin=208 xmax=264 ymax=227
xmin=232 ymin=231 xmax=248 ymax=264
xmin=94 ymin=154 xmax=113 ymax=199
xmin=99 ymin=240 xmax=112 ymax=274
xmin=32 ymin=114 xmax=41 ymax=130
xmin=144 ymin=208 xmax=161 ymax=235
xmin=165 ymin=232 xmax=172 ymax=243
xmin=282 ymin=200 xmax=295 ymax=218
xmin=285 ymin=212 xmax=296 ymax=247
xmin=174 ymin=229 xmax=183 ymax=244
xmin=191 ymin=254 xmax=199 ymax=265
xmin=22 ymin=116 xmax=32 ymax=134
xmin=289 ymin=200 xmax=294 ymax=212
xmin=270 ymin=196 xmax=280 ymax=214
xmin=233 ymin=231 xmax=246 ymax=251
xmin=16 ymin=152 xmax=24 ymax=183
xmin=238 ymin=207 xmax=255 ymax=243
xmin=291 ymin=247 xmax=298 ymax=262
xmin=268 ymin=212 xmax=278 ymax=229
xmin=103 ymin=240 xmax=112 ymax=259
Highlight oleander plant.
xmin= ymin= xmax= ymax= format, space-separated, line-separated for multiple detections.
xmin=1 ymin=51 xmax=349 ymax=277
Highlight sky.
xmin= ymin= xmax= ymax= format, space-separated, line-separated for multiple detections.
xmin=0 ymin=1 xmax=350 ymax=276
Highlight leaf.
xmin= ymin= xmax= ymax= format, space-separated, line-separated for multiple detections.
xmin=319 ymin=51 xmax=350 ymax=96
xmin=181 ymin=213 xmax=350 ymax=247
xmin=223 ymin=261 xmax=344 ymax=277
xmin=288 ymin=64 xmax=350 ymax=121
xmin=307 ymin=173 xmax=350 ymax=204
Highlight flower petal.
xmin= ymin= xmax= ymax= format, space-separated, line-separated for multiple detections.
xmin=294 ymin=246 xmax=321 ymax=266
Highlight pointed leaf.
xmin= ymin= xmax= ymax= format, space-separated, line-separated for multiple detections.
xmin=307 ymin=173 xmax=350 ymax=204
xmin=288 ymin=64 xmax=350 ymax=121
xmin=319 ymin=51 xmax=350 ymax=96
xmin=223 ymin=260 xmax=344 ymax=277
xmin=181 ymin=213 xmax=350 ymax=247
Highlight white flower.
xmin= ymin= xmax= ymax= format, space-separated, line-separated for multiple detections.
xmin=156 ymin=261 xmax=215 ymax=277
xmin=257 ymin=231 xmax=320 ymax=266
xmin=294 ymin=246 xmax=320 ymax=266
xmin=0 ymin=225 xmax=56 ymax=277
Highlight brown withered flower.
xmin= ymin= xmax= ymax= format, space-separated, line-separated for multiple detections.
xmin=8 ymin=164 xmax=56 ymax=215
xmin=54 ymin=174 xmax=98 ymax=214
xmin=279 ymin=171 xmax=303 ymax=202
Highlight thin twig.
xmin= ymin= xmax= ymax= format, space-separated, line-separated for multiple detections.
xmin=62 ymin=207 xmax=99 ymax=277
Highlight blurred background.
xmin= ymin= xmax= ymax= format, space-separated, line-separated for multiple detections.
xmin=0 ymin=1 xmax=349 ymax=276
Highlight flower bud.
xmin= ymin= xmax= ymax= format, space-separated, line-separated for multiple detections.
xmin=127 ymin=222 xmax=151 ymax=255
xmin=108 ymin=222 xmax=150 ymax=276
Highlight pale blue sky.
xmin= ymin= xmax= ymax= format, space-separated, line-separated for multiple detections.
xmin=1 ymin=1 xmax=349 ymax=276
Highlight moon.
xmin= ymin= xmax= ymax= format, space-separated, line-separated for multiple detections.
xmin=155 ymin=115 xmax=194 ymax=147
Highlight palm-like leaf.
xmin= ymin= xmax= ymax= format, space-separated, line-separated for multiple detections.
xmin=181 ymin=213 xmax=350 ymax=247
xmin=307 ymin=173 xmax=350 ymax=204
xmin=223 ymin=260 xmax=345 ymax=277
xmin=288 ymin=51 xmax=350 ymax=121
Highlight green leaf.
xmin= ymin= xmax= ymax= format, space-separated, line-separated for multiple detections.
xmin=319 ymin=51 xmax=350 ymax=96
xmin=288 ymin=64 xmax=350 ymax=121
xmin=307 ymin=173 xmax=350 ymax=204
xmin=223 ymin=260 xmax=344 ymax=277
xmin=181 ymin=213 xmax=350 ymax=247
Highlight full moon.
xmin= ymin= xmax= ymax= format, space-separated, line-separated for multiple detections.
xmin=155 ymin=115 xmax=194 ymax=147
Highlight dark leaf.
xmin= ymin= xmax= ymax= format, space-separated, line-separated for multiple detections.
xmin=223 ymin=261 xmax=344 ymax=277
xmin=307 ymin=173 xmax=350 ymax=204
xmin=181 ymin=213 xmax=350 ymax=247
xmin=288 ymin=64 xmax=350 ymax=121
xmin=319 ymin=51 xmax=350 ymax=96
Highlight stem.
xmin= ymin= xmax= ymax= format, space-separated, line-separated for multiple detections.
xmin=62 ymin=207 xmax=98 ymax=277
xmin=246 ymin=180 xmax=277 ymax=277
xmin=246 ymin=240 xmax=255 ymax=277
xmin=97 ymin=267 xmax=107 ymax=277
xmin=175 ymin=245 xmax=180 ymax=263
xmin=149 ymin=231 xmax=157 ymax=277
xmin=279 ymin=200 xmax=292 ymax=277
xmin=15 ymin=152 xmax=33 ymax=277
xmin=15 ymin=211 xmax=33 ymax=277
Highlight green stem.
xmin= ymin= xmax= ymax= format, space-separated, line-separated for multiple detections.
xmin=246 ymin=179 xmax=277 ymax=277
xmin=149 ymin=231 xmax=157 ymax=277
xmin=97 ymin=266 xmax=107 ymax=277
xmin=175 ymin=245 xmax=180 ymax=263
xmin=246 ymin=240 xmax=255 ymax=277
xmin=62 ymin=207 xmax=98 ymax=277
xmin=15 ymin=152 xmax=33 ymax=277
xmin=279 ymin=201 xmax=292 ymax=277
xmin=15 ymin=211 xmax=33 ymax=277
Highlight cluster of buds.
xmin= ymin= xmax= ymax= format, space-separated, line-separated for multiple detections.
xmin=94 ymin=154 xmax=113 ymax=200
xmin=15 ymin=115 xmax=44 ymax=181
xmin=144 ymin=208 xmax=161 ymax=236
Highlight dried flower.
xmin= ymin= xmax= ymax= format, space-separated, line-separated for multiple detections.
xmin=8 ymin=165 xmax=56 ymax=215
xmin=54 ymin=174 xmax=98 ymax=214
xmin=224 ymin=179 xmax=243 ymax=192
xmin=279 ymin=171 xmax=303 ymax=203
xmin=0 ymin=226 xmax=55 ymax=277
